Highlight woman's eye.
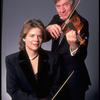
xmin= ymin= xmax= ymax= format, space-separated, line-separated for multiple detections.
xmin=30 ymin=34 xmax=34 ymax=37
xmin=38 ymin=35 xmax=42 ymax=38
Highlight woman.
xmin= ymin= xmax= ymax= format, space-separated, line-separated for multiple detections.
xmin=5 ymin=19 xmax=61 ymax=100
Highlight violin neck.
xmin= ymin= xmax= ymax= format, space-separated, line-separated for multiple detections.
xmin=70 ymin=0 xmax=81 ymax=18
xmin=62 ymin=0 xmax=81 ymax=30
xmin=67 ymin=0 xmax=81 ymax=21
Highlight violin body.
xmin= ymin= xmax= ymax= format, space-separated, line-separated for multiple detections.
xmin=61 ymin=12 xmax=85 ymax=45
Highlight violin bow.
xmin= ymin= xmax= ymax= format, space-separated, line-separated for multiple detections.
xmin=51 ymin=70 xmax=74 ymax=100
xmin=62 ymin=0 xmax=81 ymax=30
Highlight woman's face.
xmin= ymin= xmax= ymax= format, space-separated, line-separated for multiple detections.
xmin=23 ymin=27 xmax=43 ymax=52
xmin=55 ymin=0 xmax=73 ymax=20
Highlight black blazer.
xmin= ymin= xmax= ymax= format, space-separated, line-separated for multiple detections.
xmin=5 ymin=48 xmax=61 ymax=100
xmin=6 ymin=48 xmax=90 ymax=100
xmin=46 ymin=11 xmax=89 ymax=59
xmin=46 ymin=11 xmax=91 ymax=90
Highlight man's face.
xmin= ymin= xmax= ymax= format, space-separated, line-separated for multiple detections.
xmin=55 ymin=0 xmax=73 ymax=20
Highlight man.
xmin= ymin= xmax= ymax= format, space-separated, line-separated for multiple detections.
xmin=46 ymin=0 xmax=91 ymax=99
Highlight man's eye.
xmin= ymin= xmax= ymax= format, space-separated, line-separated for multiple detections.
xmin=64 ymin=3 xmax=69 ymax=6
xmin=56 ymin=5 xmax=60 ymax=9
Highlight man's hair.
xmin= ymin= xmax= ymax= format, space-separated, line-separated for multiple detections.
xmin=53 ymin=0 xmax=75 ymax=4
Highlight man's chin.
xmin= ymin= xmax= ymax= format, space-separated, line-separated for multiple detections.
xmin=60 ymin=16 xmax=68 ymax=20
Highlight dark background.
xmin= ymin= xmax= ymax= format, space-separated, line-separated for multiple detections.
xmin=1 ymin=0 xmax=99 ymax=100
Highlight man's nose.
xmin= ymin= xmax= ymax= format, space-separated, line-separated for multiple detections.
xmin=60 ymin=6 xmax=65 ymax=13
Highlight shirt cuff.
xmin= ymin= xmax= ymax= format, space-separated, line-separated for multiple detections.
xmin=70 ymin=47 xmax=79 ymax=56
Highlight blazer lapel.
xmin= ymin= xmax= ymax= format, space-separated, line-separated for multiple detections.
xmin=52 ymin=36 xmax=67 ymax=53
xmin=38 ymin=50 xmax=50 ymax=83
xmin=19 ymin=50 xmax=37 ymax=89
xmin=18 ymin=50 xmax=50 ymax=90
xmin=36 ymin=50 xmax=50 ymax=94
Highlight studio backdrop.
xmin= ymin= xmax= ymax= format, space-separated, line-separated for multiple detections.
xmin=2 ymin=0 xmax=99 ymax=100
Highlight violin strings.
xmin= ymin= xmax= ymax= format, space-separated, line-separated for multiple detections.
xmin=62 ymin=0 xmax=81 ymax=30
xmin=69 ymin=0 xmax=81 ymax=19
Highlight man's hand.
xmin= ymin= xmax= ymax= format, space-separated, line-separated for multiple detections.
xmin=66 ymin=30 xmax=80 ymax=51
xmin=46 ymin=24 xmax=62 ymax=38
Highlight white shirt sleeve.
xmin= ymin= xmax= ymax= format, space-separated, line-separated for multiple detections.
xmin=69 ymin=47 xmax=79 ymax=56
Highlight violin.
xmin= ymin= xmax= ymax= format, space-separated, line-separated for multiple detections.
xmin=61 ymin=0 xmax=85 ymax=45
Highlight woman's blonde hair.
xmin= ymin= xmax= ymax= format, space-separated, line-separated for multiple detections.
xmin=19 ymin=19 xmax=47 ymax=50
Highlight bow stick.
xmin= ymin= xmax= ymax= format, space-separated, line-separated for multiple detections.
xmin=51 ymin=70 xmax=74 ymax=100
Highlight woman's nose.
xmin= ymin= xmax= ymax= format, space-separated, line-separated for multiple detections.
xmin=34 ymin=36 xmax=38 ymax=41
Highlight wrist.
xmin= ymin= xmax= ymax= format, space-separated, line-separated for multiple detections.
xmin=70 ymin=46 xmax=79 ymax=56
xmin=70 ymin=44 xmax=79 ymax=51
